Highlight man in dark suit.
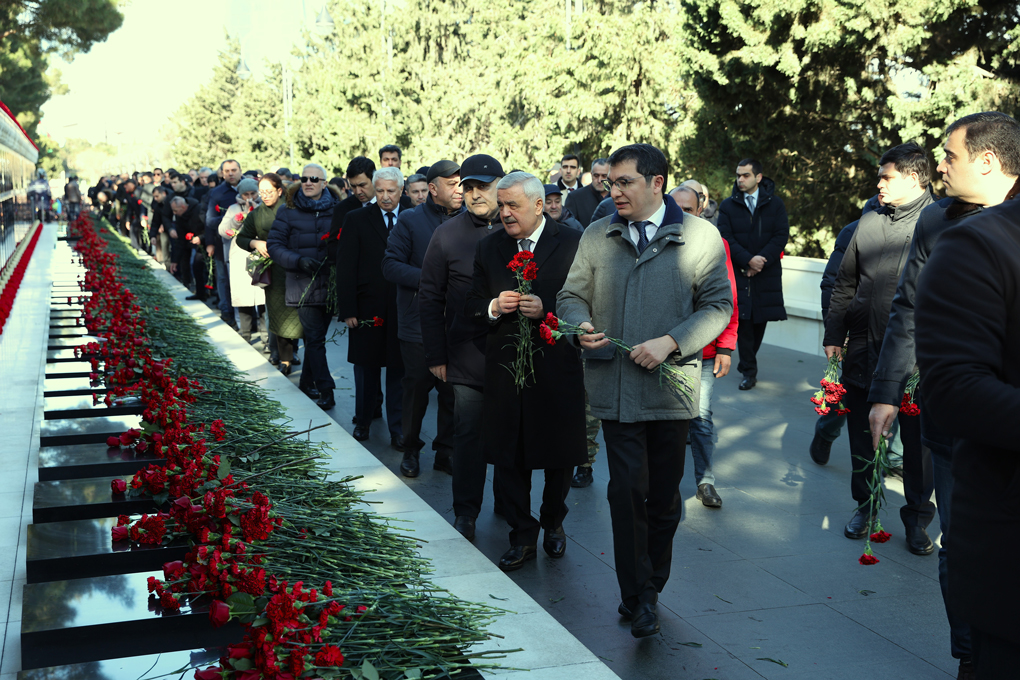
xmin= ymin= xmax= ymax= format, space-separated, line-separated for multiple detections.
xmin=565 ymin=158 xmax=609 ymax=226
xmin=465 ymin=172 xmax=587 ymax=572
xmin=336 ymin=167 xmax=406 ymax=447
xmin=717 ymin=159 xmax=789 ymax=390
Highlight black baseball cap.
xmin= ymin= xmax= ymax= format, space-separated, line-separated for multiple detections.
xmin=426 ymin=160 xmax=460 ymax=184
xmin=415 ymin=166 xmax=430 ymax=177
xmin=543 ymin=184 xmax=564 ymax=197
xmin=459 ymin=154 xmax=505 ymax=185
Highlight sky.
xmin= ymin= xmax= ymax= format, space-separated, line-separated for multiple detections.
xmin=38 ymin=0 xmax=327 ymax=147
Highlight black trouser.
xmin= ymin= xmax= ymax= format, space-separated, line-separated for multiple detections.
xmin=297 ymin=306 xmax=335 ymax=396
xmin=971 ymin=628 xmax=1019 ymax=679
xmin=237 ymin=305 xmax=268 ymax=344
xmin=399 ymin=340 xmax=454 ymax=460
xmin=843 ymin=383 xmax=935 ymax=528
xmin=452 ymin=383 xmax=488 ymax=518
xmin=736 ymin=319 xmax=768 ymax=378
xmin=496 ymin=461 xmax=572 ymax=547
xmin=191 ymin=245 xmax=208 ymax=293
xmin=354 ymin=364 xmax=403 ymax=435
xmin=602 ymin=419 xmax=688 ymax=610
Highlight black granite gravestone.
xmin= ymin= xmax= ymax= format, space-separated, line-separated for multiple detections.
xmin=27 ymin=517 xmax=188 ymax=583
xmin=45 ymin=362 xmax=105 ymax=379
xmin=38 ymin=442 xmax=163 ymax=481
xmin=39 ymin=415 xmax=140 ymax=447
xmin=18 ymin=647 xmax=224 ymax=680
xmin=21 ymin=571 xmax=242 ymax=669
xmin=44 ymin=395 xmax=142 ymax=420
xmin=43 ymin=376 xmax=103 ymax=396
xmin=33 ymin=476 xmax=158 ymax=523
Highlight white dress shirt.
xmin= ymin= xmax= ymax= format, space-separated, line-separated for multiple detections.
xmin=489 ymin=218 xmax=546 ymax=320
xmin=744 ymin=188 xmax=759 ymax=212
xmin=627 ymin=200 xmax=667 ymax=248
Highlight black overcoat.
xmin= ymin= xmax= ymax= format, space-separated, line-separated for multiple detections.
xmin=464 ymin=220 xmax=587 ymax=470
xmin=716 ymin=177 xmax=789 ymax=323
xmin=335 ymin=204 xmax=402 ymax=369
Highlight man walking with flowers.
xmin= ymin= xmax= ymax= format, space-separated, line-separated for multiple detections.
xmin=557 ymin=144 xmax=732 ymax=638
xmin=464 ymin=172 xmax=586 ymax=572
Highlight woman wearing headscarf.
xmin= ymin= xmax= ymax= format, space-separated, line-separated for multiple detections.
xmin=221 ymin=178 xmax=267 ymax=344
xmin=236 ymin=173 xmax=303 ymax=373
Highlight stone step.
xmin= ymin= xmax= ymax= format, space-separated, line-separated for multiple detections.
xmin=33 ymin=475 xmax=158 ymax=524
xmin=38 ymin=442 xmax=163 ymax=482
xmin=20 ymin=572 xmax=242 ymax=669
xmin=26 ymin=517 xmax=187 ymax=583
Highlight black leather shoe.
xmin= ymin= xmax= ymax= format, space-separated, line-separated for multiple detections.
xmin=433 ymin=455 xmax=453 ymax=476
xmin=185 ymin=293 xmax=207 ymax=301
xmin=696 ymin=483 xmax=722 ymax=508
xmin=809 ymin=433 xmax=832 ymax=465
xmin=571 ymin=466 xmax=593 ymax=488
xmin=738 ymin=376 xmax=757 ymax=390
xmin=498 ymin=545 xmax=537 ymax=572
xmin=291 ymin=356 xmax=300 ymax=366
xmin=278 ymin=362 xmax=292 ymax=376
xmin=453 ymin=516 xmax=476 ymax=541
xmin=543 ymin=526 xmax=567 ymax=558
xmin=300 ymin=385 xmax=320 ymax=400
xmin=957 ymin=659 xmax=976 ymax=680
xmin=630 ymin=603 xmax=660 ymax=638
xmin=316 ymin=394 xmax=335 ymax=410
xmin=906 ymin=526 xmax=934 ymax=556
xmin=391 ymin=435 xmax=404 ymax=452
xmin=844 ymin=508 xmax=875 ymax=539
xmin=352 ymin=425 xmax=370 ymax=442
xmin=618 ymin=602 xmax=632 ymax=619
xmin=268 ymin=356 xmax=280 ymax=366
xmin=400 ymin=451 xmax=420 ymax=478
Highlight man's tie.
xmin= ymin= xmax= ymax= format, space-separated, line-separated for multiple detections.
xmin=386 ymin=212 xmax=395 ymax=231
xmin=633 ymin=220 xmax=652 ymax=254
xmin=520 ymin=238 xmax=533 ymax=252
xmin=745 ymin=194 xmax=755 ymax=213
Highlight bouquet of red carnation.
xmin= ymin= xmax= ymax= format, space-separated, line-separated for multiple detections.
xmin=899 ymin=371 xmax=920 ymax=416
xmin=856 ymin=436 xmax=894 ymax=566
xmin=505 ymin=251 xmax=539 ymax=389
xmin=811 ymin=352 xmax=850 ymax=415
xmin=205 ymin=256 xmax=215 ymax=290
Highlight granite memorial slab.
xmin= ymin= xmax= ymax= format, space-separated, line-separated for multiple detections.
xmin=18 ymin=648 xmax=225 ymax=680
xmin=49 ymin=309 xmax=84 ymax=319
xmin=43 ymin=376 xmax=102 ymax=396
xmin=21 ymin=571 xmax=243 ymax=669
xmin=48 ymin=336 xmax=103 ymax=350
xmin=44 ymin=395 xmax=142 ymax=420
xmin=39 ymin=414 xmax=141 ymax=447
xmin=47 ymin=349 xmax=99 ymax=363
xmin=48 ymin=319 xmax=87 ymax=330
xmin=38 ymin=442 xmax=163 ymax=481
xmin=27 ymin=517 xmax=187 ymax=583
xmin=49 ymin=327 xmax=90 ymax=337
xmin=33 ymin=475 xmax=158 ymax=523
xmin=46 ymin=361 xmax=97 ymax=377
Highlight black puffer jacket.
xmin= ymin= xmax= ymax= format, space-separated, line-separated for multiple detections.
xmin=824 ymin=190 xmax=934 ymax=389
xmin=717 ymin=177 xmax=789 ymax=322
xmin=267 ymin=183 xmax=343 ymax=307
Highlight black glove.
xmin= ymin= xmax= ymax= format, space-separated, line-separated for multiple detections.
xmin=298 ymin=257 xmax=322 ymax=276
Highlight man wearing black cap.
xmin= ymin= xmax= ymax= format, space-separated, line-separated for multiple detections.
xmin=419 ymin=154 xmax=505 ymax=540
xmin=543 ymin=185 xmax=584 ymax=231
xmin=382 ymin=160 xmax=465 ymax=477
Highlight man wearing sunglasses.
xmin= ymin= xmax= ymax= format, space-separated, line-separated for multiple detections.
xmin=558 ymin=143 xmax=732 ymax=638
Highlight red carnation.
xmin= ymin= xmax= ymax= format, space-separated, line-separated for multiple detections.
xmin=185 ymin=232 xmax=194 ymax=241
xmin=234 ymin=213 xmax=244 ymax=222
xmin=111 ymin=478 xmax=127 ymax=494
xmin=111 ymin=526 xmax=129 ymax=541
xmin=372 ymin=316 xmax=384 ymax=327
xmin=320 ymin=233 xmax=329 ymax=241
xmin=208 ymin=599 xmax=230 ymax=627
xmin=315 ymin=644 xmax=344 ymax=667
xmin=859 ymin=554 xmax=879 ymax=566
xmin=539 ymin=323 xmax=555 ymax=345
xmin=194 ymin=668 xmax=222 ymax=680
xmin=522 ymin=262 xmax=538 ymax=281
xmin=869 ymin=531 xmax=892 ymax=544
xmin=215 ymin=205 xmax=222 ymax=213
xmin=543 ymin=313 xmax=558 ymax=330
xmin=107 ymin=436 xmax=121 ymax=448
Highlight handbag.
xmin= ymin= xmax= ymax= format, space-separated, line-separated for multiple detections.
xmin=246 ymin=252 xmax=272 ymax=288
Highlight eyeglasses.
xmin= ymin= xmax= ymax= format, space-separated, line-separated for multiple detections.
xmin=299 ymin=176 xmax=322 ymax=184
xmin=602 ymin=175 xmax=653 ymax=192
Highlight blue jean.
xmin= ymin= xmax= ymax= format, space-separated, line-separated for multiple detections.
xmin=689 ymin=361 xmax=717 ymax=486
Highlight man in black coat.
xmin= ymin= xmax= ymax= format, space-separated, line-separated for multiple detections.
xmin=564 ymin=158 xmax=609 ymax=226
xmin=869 ymin=112 xmax=1020 ymax=678
xmin=328 ymin=157 xmax=414 ymax=263
xmin=823 ymin=143 xmax=936 ymax=549
xmin=336 ymin=167 xmax=405 ymax=447
xmin=167 ymin=196 xmax=204 ymax=282
xmin=419 ymin=154 xmax=506 ymax=541
xmin=382 ymin=160 xmax=465 ymax=478
xmin=717 ymin=159 xmax=789 ymax=389
xmin=915 ymin=198 xmax=1020 ymax=680
xmin=465 ymin=172 xmax=586 ymax=572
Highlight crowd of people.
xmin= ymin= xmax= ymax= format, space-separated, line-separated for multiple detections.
xmin=74 ymin=115 xmax=1020 ymax=678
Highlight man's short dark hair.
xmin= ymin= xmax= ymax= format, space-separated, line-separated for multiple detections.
xmin=591 ymin=158 xmax=609 ymax=171
xmin=346 ymin=156 xmax=376 ymax=180
xmin=608 ymin=144 xmax=669 ymax=186
xmin=328 ymin=176 xmax=347 ymax=189
xmin=141 ymin=172 xmax=153 ymax=179
xmin=222 ymin=159 xmax=241 ymax=169
xmin=879 ymin=142 xmax=932 ymax=188
xmin=379 ymin=144 xmax=402 ymax=160
xmin=561 ymin=154 xmax=580 ymax=166
xmin=737 ymin=158 xmax=763 ymax=177
xmin=946 ymin=111 xmax=1020 ymax=177
xmin=153 ymin=167 xmax=163 ymax=174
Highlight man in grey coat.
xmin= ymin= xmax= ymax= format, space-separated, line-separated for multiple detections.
xmin=558 ymin=144 xmax=732 ymax=639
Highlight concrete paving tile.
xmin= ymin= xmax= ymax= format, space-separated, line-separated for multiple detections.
xmin=779 ymin=657 xmax=953 ymax=680
xmin=484 ymin=661 xmax=622 ymax=679
xmin=429 ymin=570 xmax=546 ymax=616
xmin=470 ymin=610 xmax=598 ymax=672
xmin=417 ymin=537 xmax=505 ymax=579
xmin=0 ymin=624 xmax=18 ymax=674
xmin=661 ymin=558 xmax=819 ymax=617
xmin=0 ymin=494 xmax=26 ymax=521
xmin=0 ymin=520 xmax=22 ymax=550
xmin=685 ymin=603 xmax=916 ymax=676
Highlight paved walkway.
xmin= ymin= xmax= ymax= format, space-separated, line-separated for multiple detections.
xmin=294 ymin=327 xmax=954 ymax=680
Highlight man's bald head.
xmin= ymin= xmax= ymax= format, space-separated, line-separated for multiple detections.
xmin=669 ymin=186 xmax=702 ymax=216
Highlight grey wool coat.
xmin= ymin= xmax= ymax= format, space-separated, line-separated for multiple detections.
xmin=556 ymin=198 xmax=733 ymax=422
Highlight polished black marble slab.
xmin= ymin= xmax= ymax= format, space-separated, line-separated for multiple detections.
xmin=39 ymin=415 xmax=140 ymax=447
xmin=18 ymin=648 xmax=224 ymax=680
xmin=46 ymin=349 xmax=100 ymax=363
xmin=43 ymin=376 xmax=100 ymax=395
xmin=27 ymin=517 xmax=186 ymax=583
xmin=33 ymin=475 xmax=157 ymax=523
xmin=49 ymin=309 xmax=84 ymax=319
xmin=46 ymin=363 xmax=105 ymax=379
xmin=49 ymin=327 xmax=89 ymax=338
xmin=21 ymin=572 xmax=242 ymax=669
xmin=48 ymin=319 xmax=87 ymax=330
xmin=43 ymin=395 xmax=141 ymax=420
xmin=48 ymin=336 xmax=103 ymax=350
xmin=38 ymin=442 xmax=163 ymax=481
